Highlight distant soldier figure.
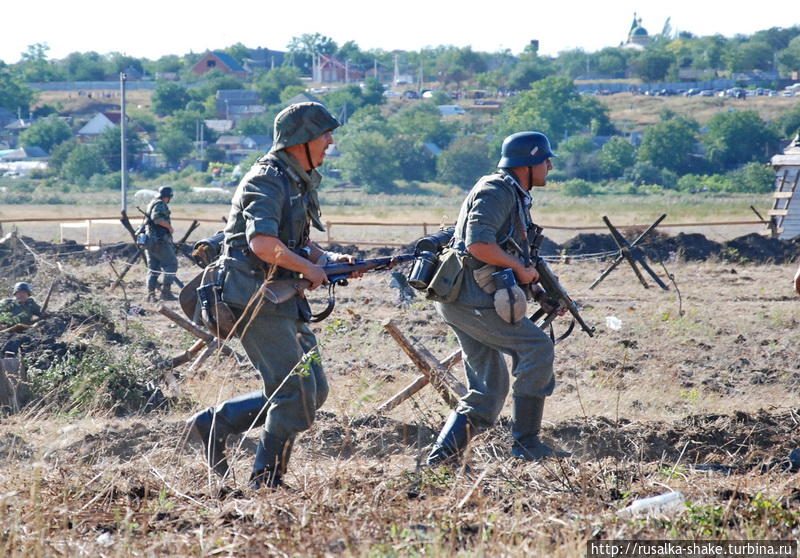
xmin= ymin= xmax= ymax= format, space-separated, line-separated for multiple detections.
xmin=0 ymin=282 xmax=42 ymax=326
xmin=144 ymin=186 xmax=178 ymax=302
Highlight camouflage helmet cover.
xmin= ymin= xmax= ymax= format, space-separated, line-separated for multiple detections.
xmin=158 ymin=186 xmax=174 ymax=198
xmin=13 ymin=282 xmax=31 ymax=294
xmin=273 ymin=102 xmax=340 ymax=150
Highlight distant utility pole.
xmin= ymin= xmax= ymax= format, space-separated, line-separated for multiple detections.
xmin=345 ymin=60 xmax=349 ymax=84
xmin=120 ymin=73 xmax=128 ymax=213
xmin=393 ymin=54 xmax=399 ymax=86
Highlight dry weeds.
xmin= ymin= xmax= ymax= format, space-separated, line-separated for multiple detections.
xmin=0 ymin=246 xmax=798 ymax=557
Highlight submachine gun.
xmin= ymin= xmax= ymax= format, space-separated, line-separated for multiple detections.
xmin=527 ymin=225 xmax=594 ymax=342
xmin=264 ymin=253 xmax=415 ymax=322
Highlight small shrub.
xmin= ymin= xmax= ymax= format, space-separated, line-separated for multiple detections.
xmin=561 ymin=179 xmax=594 ymax=196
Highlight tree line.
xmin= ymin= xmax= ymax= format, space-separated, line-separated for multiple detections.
xmin=3 ymin=25 xmax=800 ymax=195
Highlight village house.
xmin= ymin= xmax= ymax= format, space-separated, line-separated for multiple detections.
xmin=191 ymin=51 xmax=248 ymax=80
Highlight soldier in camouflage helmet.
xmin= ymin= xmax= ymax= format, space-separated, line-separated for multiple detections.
xmin=186 ymin=102 xmax=354 ymax=489
xmin=144 ymin=186 xmax=178 ymax=302
xmin=424 ymin=131 xmax=570 ymax=468
xmin=0 ymin=282 xmax=42 ymax=326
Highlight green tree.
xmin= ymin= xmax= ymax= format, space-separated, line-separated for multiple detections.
xmin=152 ymin=82 xmax=190 ymax=116
xmin=58 ymin=51 xmax=109 ymax=81
xmin=777 ymin=104 xmax=800 ymax=138
xmin=630 ymin=48 xmax=675 ymax=81
xmin=703 ymin=110 xmax=779 ymax=170
xmin=506 ymin=44 xmax=555 ymax=90
xmin=725 ymin=41 xmax=773 ymax=72
xmin=158 ymin=130 xmax=194 ymax=166
xmin=391 ymin=136 xmax=436 ymax=182
xmin=436 ymin=135 xmax=492 ymax=187
xmin=556 ymin=135 xmax=601 ymax=180
xmin=186 ymin=70 xmax=244 ymax=102
xmin=361 ymin=77 xmax=386 ymax=106
xmin=599 ymin=136 xmax=636 ymax=178
xmin=726 ymin=162 xmax=775 ymax=193
xmin=94 ymin=126 xmax=143 ymax=171
xmin=286 ymin=33 xmax=338 ymax=74
xmin=778 ymin=35 xmax=800 ymax=75
xmin=255 ymin=66 xmax=302 ymax=105
xmin=390 ymin=103 xmax=455 ymax=147
xmin=336 ymin=131 xmax=399 ymax=192
xmin=47 ymin=139 xmax=79 ymax=175
xmin=19 ymin=115 xmax=72 ymax=152
xmin=62 ymin=144 xmax=109 ymax=182
xmin=18 ymin=43 xmax=61 ymax=82
xmin=637 ymin=116 xmax=698 ymax=174
xmin=498 ymin=76 xmax=613 ymax=145
xmin=0 ymin=61 xmax=35 ymax=111
xmin=324 ymin=85 xmax=366 ymax=122
xmin=593 ymin=47 xmax=630 ymax=77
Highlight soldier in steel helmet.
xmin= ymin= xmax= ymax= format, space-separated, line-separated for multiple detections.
xmin=186 ymin=102 xmax=355 ymax=489
xmin=0 ymin=282 xmax=42 ymax=326
xmin=425 ymin=131 xmax=569 ymax=466
xmin=144 ymin=186 xmax=178 ymax=302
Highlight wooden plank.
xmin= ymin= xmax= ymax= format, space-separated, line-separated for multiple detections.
xmin=382 ymin=319 xmax=462 ymax=409
xmin=768 ymin=209 xmax=789 ymax=216
xmin=772 ymin=191 xmax=795 ymax=199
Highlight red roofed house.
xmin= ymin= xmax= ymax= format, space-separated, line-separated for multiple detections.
xmin=191 ymin=51 xmax=247 ymax=80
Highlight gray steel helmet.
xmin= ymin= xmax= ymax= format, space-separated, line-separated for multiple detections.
xmin=497 ymin=131 xmax=556 ymax=168
xmin=273 ymin=102 xmax=340 ymax=150
xmin=13 ymin=282 xmax=31 ymax=294
xmin=158 ymin=186 xmax=174 ymax=199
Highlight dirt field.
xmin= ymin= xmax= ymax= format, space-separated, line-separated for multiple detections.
xmin=0 ymin=231 xmax=798 ymax=556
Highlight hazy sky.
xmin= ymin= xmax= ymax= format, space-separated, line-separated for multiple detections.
xmin=2 ymin=0 xmax=798 ymax=64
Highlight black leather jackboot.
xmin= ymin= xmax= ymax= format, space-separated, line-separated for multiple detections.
xmin=426 ymin=411 xmax=473 ymax=466
xmin=187 ymin=390 xmax=268 ymax=477
xmin=250 ymin=431 xmax=294 ymax=489
xmin=511 ymin=395 xmax=570 ymax=461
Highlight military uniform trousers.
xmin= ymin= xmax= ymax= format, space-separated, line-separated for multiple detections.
xmin=236 ymin=311 xmax=328 ymax=442
xmin=145 ymin=240 xmax=178 ymax=291
xmin=434 ymin=301 xmax=555 ymax=427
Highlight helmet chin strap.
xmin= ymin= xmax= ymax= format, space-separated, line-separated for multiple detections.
xmin=528 ymin=166 xmax=533 ymax=189
xmin=304 ymin=142 xmax=315 ymax=170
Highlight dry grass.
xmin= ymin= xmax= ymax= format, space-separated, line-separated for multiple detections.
xmin=0 ymin=241 xmax=798 ymax=556
xmin=598 ymin=92 xmax=800 ymax=130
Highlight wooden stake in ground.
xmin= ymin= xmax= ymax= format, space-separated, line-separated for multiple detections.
xmin=376 ymin=319 xmax=466 ymax=413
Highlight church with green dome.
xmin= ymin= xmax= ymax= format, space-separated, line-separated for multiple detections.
xmin=624 ymin=13 xmax=651 ymax=50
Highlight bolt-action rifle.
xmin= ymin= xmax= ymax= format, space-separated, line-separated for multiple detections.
xmin=263 ymin=254 xmax=414 ymax=322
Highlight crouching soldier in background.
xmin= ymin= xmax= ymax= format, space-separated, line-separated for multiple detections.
xmin=425 ymin=131 xmax=569 ymax=466
xmin=186 ymin=102 xmax=356 ymax=489
xmin=144 ymin=186 xmax=178 ymax=302
xmin=0 ymin=282 xmax=42 ymax=327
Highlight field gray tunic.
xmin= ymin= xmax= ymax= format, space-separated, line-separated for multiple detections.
xmin=436 ymin=170 xmax=555 ymax=427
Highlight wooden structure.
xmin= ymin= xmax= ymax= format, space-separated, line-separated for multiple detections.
xmin=376 ymin=319 xmax=467 ymax=413
xmin=768 ymin=135 xmax=800 ymax=239
xmin=154 ymin=306 xmax=244 ymax=395
xmin=0 ymin=357 xmax=29 ymax=413
xmin=589 ymin=214 xmax=669 ymax=291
